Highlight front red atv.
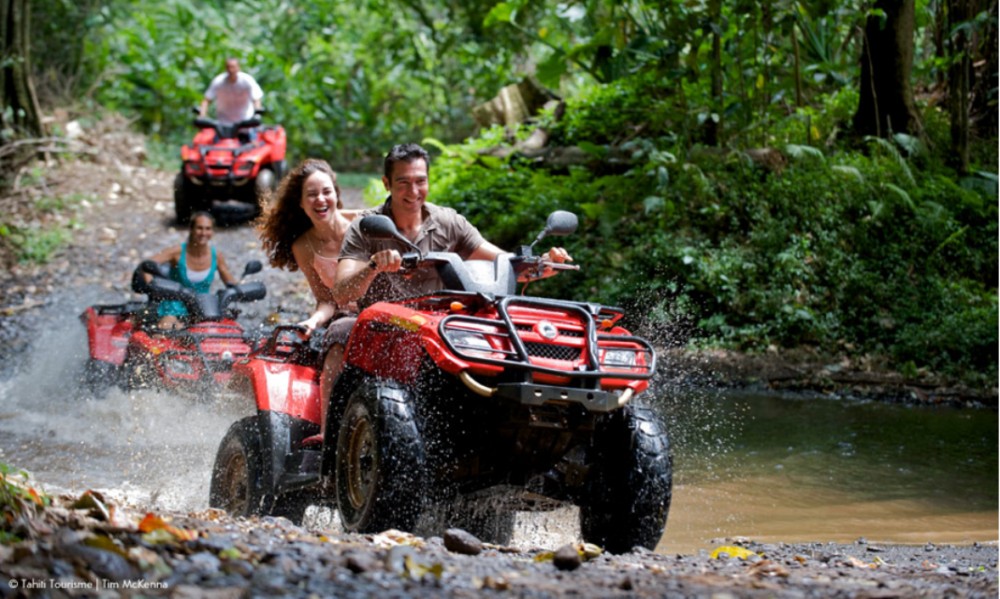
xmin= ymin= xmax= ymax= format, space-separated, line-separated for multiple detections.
xmin=211 ymin=212 xmax=672 ymax=554
xmin=174 ymin=108 xmax=287 ymax=224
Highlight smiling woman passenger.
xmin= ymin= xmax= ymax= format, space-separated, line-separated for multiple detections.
xmin=258 ymin=158 xmax=363 ymax=405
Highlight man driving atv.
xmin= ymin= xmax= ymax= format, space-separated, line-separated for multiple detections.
xmin=318 ymin=143 xmax=571 ymax=429
xmin=200 ymin=58 xmax=263 ymax=141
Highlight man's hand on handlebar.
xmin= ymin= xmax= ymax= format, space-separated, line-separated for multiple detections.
xmin=367 ymin=249 xmax=403 ymax=274
xmin=517 ymin=247 xmax=577 ymax=283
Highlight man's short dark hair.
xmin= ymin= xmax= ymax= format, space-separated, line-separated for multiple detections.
xmin=384 ymin=143 xmax=430 ymax=181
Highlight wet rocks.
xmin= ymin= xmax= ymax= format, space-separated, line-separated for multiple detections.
xmin=552 ymin=543 xmax=582 ymax=570
xmin=443 ymin=528 xmax=482 ymax=556
xmin=1 ymin=493 xmax=997 ymax=599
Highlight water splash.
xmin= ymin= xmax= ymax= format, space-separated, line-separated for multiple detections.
xmin=0 ymin=288 xmax=252 ymax=512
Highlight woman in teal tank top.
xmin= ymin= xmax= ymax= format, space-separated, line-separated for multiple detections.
xmin=145 ymin=212 xmax=238 ymax=329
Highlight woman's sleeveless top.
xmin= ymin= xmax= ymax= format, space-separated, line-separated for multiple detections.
xmin=158 ymin=244 xmax=217 ymax=317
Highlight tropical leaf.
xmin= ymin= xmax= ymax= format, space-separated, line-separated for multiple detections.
xmin=882 ymin=183 xmax=915 ymax=211
xmin=892 ymin=132 xmax=923 ymax=157
xmin=831 ymin=165 xmax=864 ymax=182
xmin=784 ymin=144 xmax=826 ymax=163
xmin=865 ymin=136 xmax=915 ymax=187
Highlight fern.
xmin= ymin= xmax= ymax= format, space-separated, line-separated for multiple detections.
xmin=831 ymin=164 xmax=864 ymax=182
xmin=892 ymin=132 xmax=923 ymax=157
xmin=883 ymin=182 xmax=915 ymax=211
xmin=784 ymin=144 xmax=826 ymax=163
xmin=865 ymin=136 xmax=916 ymax=187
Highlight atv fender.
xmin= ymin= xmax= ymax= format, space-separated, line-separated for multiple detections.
xmin=253 ymin=410 xmax=318 ymax=498
xmin=233 ymin=357 xmax=322 ymax=424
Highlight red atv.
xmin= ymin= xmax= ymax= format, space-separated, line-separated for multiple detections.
xmin=79 ymin=260 xmax=267 ymax=395
xmin=210 ymin=212 xmax=672 ymax=553
xmin=174 ymin=107 xmax=287 ymax=224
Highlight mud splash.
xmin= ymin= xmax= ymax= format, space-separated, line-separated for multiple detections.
xmin=0 ymin=291 xmax=253 ymax=512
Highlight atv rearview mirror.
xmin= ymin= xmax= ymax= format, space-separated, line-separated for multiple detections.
xmin=359 ymin=215 xmax=421 ymax=254
xmin=242 ymin=260 xmax=263 ymax=278
xmin=530 ymin=210 xmax=578 ymax=249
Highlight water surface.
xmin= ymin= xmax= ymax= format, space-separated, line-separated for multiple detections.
xmin=658 ymin=390 xmax=997 ymax=554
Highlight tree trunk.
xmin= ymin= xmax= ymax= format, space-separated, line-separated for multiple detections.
xmin=852 ymin=0 xmax=922 ymax=138
xmin=970 ymin=0 xmax=998 ymax=137
xmin=947 ymin=0 xmax=972 ymax=173
xmin=704 ymin=0 xmax=723 ymax=146
xmin=1 ymin=0 xmax=43 ymax=139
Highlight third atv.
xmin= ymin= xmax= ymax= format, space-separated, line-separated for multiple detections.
xmin=174 ymin=107 xmax=287 ymax=224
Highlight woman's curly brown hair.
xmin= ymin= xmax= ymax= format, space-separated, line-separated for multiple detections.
xmin=258 ymin=158 xmax=342 ymax=271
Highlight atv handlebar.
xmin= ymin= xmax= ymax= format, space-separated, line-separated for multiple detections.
xmin=259 ymin=323 xmax=325 ymax=362
xmin=358 ymin=211 xmax=580 ymax=296
xmin=191 ymin=113 xmax=263 ymax=139
xmin=130 ymin=260 xmax=266 ymax=321
xmin=511 ymin=256 xmax=580 ymax=283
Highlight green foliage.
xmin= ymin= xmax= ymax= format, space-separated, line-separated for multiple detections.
xmin=545 ymin=73 xmax=680 ymax=146
xmin=74 ymin=0 xmax=530 ymax=170
xmin=4 ymin=226 xmax=71 ymax=264
xmin=432 ymin=104 xmax=997 ymax=384
xmin=0 ymin=192 xmax=85 ymax=264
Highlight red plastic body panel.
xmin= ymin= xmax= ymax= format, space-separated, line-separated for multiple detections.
xmin=183 ymin=125 xmax=287 ymax=181
xmin=81 ymin=306 xmax=132 ymax=366
xmin=129 ymin=322 xmax=246 ymax=388
xmin=231 ymin=357 xmax=322 ymax=425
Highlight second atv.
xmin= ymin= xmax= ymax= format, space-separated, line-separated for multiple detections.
xmin=210 ymin=212 xmax=672 ymax=553
xmin=80 ymin=260 xmax=267 ymax=396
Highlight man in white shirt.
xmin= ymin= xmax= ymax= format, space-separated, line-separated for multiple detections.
xmin=200 ymin=58 xmax=263 ymax=126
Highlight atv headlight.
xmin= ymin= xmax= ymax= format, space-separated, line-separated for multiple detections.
xmin=234 ymin=161 xmax=254 ymax=175
xmin=601 ymin=348 xmax=637 ymax=368
xmin=162 ymin=356 xmax=197 ymax=377
xmin=444 ymin=329 xmax=501 ymax=360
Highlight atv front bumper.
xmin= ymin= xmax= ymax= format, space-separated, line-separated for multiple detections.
xmin=485 ymin=377 xmax=631 ymax=412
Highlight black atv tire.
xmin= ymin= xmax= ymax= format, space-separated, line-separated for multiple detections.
xmin=579 ymin=405 xmax=672 ymax=554
xmin=335 ymin=381 xmax=426 ymax=534
xmin=82 ymin=359 xmax=117 ymax=395
xmin=174 ymin=173 xmax=195 ymax=225
xmin=210 ymin=417 xmax=266 ymax=517
xmin=209 ymin=417 xmax=310 ymax=523
xmin=271 ymin=159 xmax=287 ymax=181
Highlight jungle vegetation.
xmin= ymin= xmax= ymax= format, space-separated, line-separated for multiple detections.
xmin=2 ymin=0 xmax=997 ymax=386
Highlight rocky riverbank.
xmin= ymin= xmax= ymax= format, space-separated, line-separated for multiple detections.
xmin=1 ymin=482 xmax=996 ymax=599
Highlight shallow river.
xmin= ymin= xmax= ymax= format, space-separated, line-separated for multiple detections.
xmin=0 ymin=292 xmax=995 ymax=555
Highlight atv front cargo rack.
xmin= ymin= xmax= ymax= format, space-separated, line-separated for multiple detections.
xmin=438 ymin=295 xmax=656 ymax=383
